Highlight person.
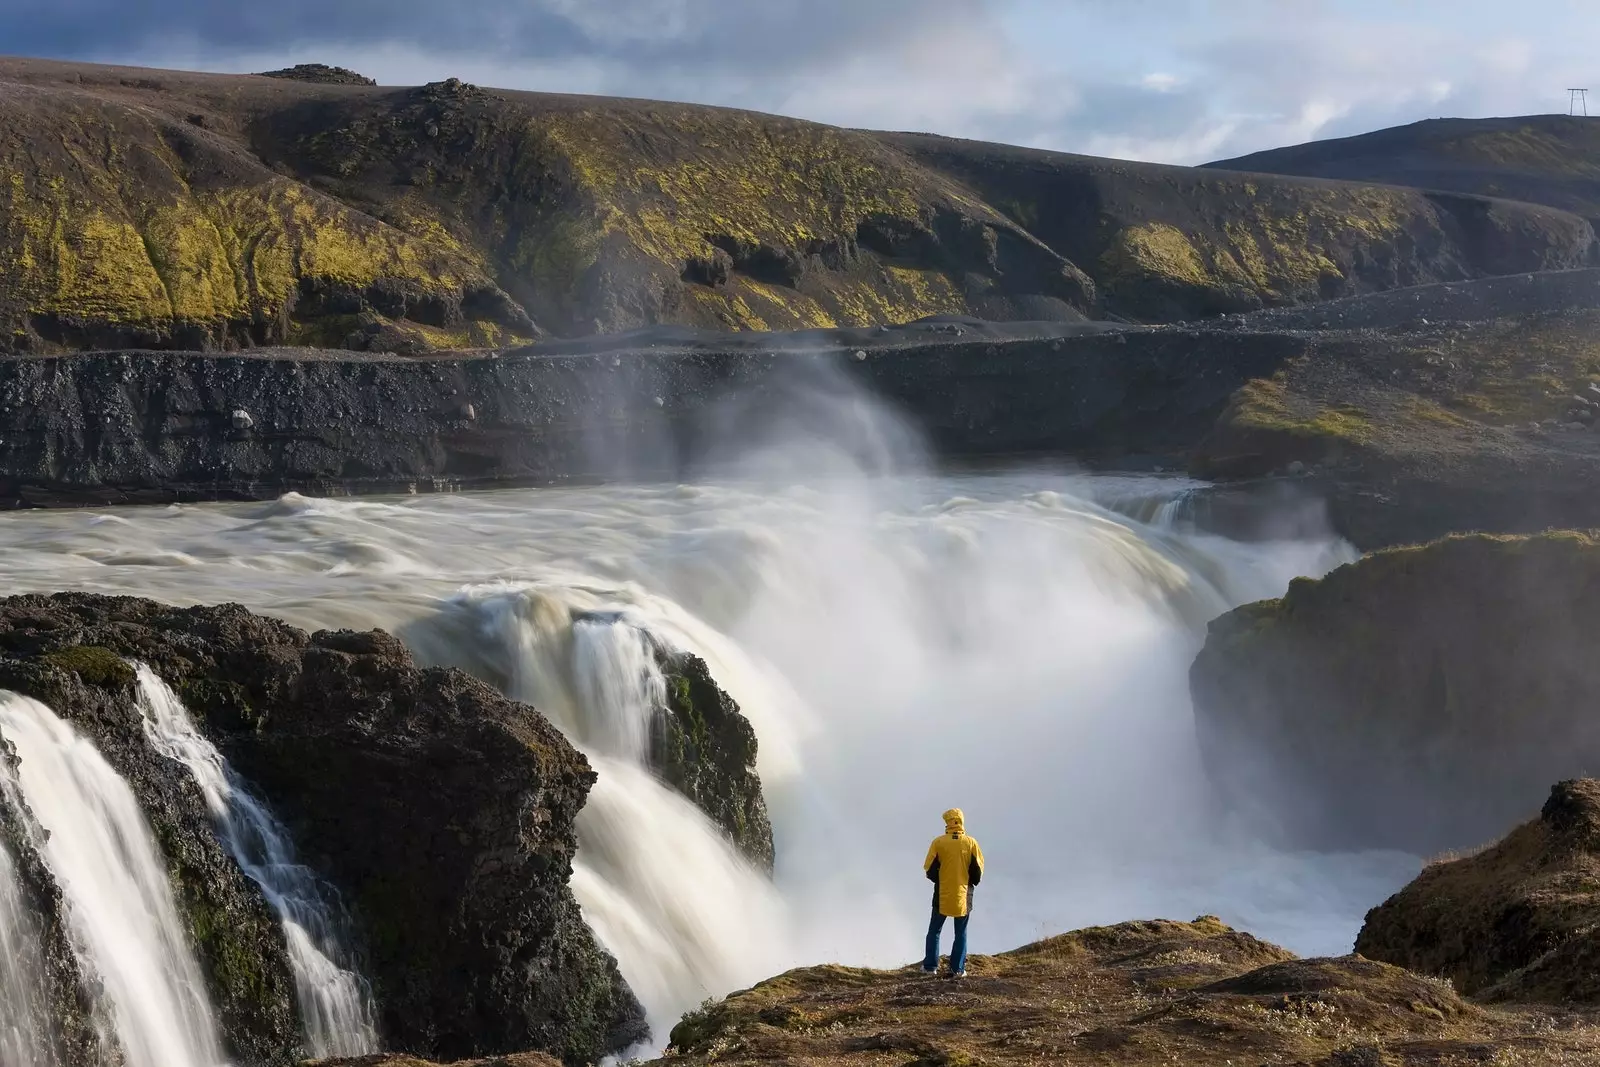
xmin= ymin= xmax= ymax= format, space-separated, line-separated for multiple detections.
xmin=922 ymin=807 xmax=984 ymax=978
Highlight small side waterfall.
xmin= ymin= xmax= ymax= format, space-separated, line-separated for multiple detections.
xmin=452 ymin=590 xmax=788 ymax=1036
xmin=0 ymin=692 xmax=223 ymax=1067
xmin=0 ymin=842 xmax=56 ymax=1067
xmin=134 ymin=666 xmax=379 ymax=1059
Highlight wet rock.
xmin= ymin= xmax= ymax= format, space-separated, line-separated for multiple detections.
xmin=231 ymin=408 xmax=255 ymax=431
xmin=652 ymin=651 xmax=774 ymax=871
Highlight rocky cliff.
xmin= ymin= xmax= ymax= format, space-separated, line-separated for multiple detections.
xmin=0 ymin=594 xmax=646 ymax=1065
xmin=1190 ymin=532 xmax=1600 ymax=854
xmin=0 ymin=57 xmax=1592 ymax=353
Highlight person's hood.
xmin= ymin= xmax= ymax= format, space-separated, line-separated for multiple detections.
xmin=943 ymin=808 xmax=965 ymax=835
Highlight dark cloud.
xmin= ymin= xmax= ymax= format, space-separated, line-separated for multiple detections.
xmin=1 ymin=0 xmax=988 ymax=75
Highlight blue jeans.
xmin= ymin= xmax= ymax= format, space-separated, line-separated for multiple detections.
xmin=923 ymin=910 xmax=969 ymax=973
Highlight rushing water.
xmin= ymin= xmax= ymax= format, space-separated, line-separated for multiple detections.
xmin=134 ymin=666 xmax=379 ymax=1059
xmin=0 ymin=693 xmax=224 ymax=1067
xmin=0 ymin=841 xmax=55 ymax=1067
xmin=0 ymin=468 xmax=1423 ymax=1044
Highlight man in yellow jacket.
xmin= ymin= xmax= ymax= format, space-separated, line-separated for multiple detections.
xmin=922 ymin=808 xmax=984 ymax=978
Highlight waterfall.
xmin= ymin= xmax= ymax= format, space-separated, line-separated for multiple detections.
xmin=0 ymin=692 xmax=223 ymax=1067
xmin=133 ymin=666 xmax=379 ymax=1059
xmin=0 ymin=841 xmax=55 ymax=1067
xmin=447 ymin=592 xmax=788 ymax=1036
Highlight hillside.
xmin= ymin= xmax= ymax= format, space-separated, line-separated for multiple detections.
xmin=1212 ymin=115 xmax=1600 ymax=220
xmin=0 ymin=56 xmax=1595 ymax=354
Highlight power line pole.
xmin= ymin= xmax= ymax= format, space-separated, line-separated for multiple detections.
xmin=1570 ymin=89 xmax=1589 ymax=116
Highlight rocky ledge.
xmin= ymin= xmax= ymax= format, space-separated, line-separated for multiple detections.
xmin=639 ymin=915 xmax=1598 ymax=1067
xmin=0 ymin=593 xmax=646 ymax=1065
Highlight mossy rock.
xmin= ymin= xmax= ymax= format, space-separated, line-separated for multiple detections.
xmin=39 ymin=645 xmax=135 ymax=688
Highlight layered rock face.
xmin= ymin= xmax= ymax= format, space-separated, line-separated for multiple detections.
xmin=1359 ymin=778 xmax=1600 ymax=1005
xmin=1190 ymin=532 xmax=1600 ymax=854
xmin=0 ymin=593 xmax=646 ymax=1065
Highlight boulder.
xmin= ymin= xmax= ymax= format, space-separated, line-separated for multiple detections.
xmin=653 ymin=651 xmax=773 ymax=870
xmin=1190 ymin=532 xmax=1600 ymax=854
xmin=1358 ymin=778 xmax=1600 ymax=1005
xmin=0 ymin=593 xmax=646 ymax=1065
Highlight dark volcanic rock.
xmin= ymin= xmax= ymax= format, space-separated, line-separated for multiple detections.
xmin=1190 ymin=532 xmax=1600 ymax=854
xmin=0 ymin=324 xmax=1301 ymax=509
xmin=1358 ymin=779 xmax=1600 ymax=1005
xmin=654 ymin=651 xmax=773 ymax=871
xmin=0 ymin=594 xmax=646 ymax=1065
xmin=255 ymin=64 xmax=376 ymax=86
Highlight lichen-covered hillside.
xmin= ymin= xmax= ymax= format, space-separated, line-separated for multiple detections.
xmin=1213 ymin=114 xmax=1600 ymax=219
xmin=889 ymin=131 xmax=1598 ymax=321
xmin=0 ymin=56 xmax=1595 ymax=353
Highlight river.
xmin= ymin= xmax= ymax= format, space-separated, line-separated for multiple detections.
xmin=0 ymin=464 xmax=1419 ymax=1042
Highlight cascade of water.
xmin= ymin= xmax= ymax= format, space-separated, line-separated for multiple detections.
xmin=133 ymin=666 xmax=378 ymax=1059
xmin=0 ymin=692 xmax=224 ymax=1067
xmin=457 ymin=594 xmax=788 ymax=1036
xmin=0 ymin=841 xmax=56 ymax=1067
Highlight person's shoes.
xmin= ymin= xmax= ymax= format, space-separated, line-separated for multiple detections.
xmin=919 ymin=967 xmax=939 ymax=978
xmin=946 ymin=969 xmax=967 ymax=981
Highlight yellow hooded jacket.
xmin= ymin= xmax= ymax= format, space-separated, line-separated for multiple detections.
xmin=923 ymin=808 xmax=984 ymax=918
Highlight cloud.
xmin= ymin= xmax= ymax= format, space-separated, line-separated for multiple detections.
xmin=2 ymin=0 xmax=1592 ymax=164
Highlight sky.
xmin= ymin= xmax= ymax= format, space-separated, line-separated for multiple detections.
xmin=1 ymin=0 xmax=1596 ymax=164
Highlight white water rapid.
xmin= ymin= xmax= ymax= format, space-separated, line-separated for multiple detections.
xmin=0 ymin=465 xmax=1425 ymax=1047
xmin=0 ymin=693 xmax=224 ymax=1067
xmin=134 ymin=665 xmax=379 ymax=1059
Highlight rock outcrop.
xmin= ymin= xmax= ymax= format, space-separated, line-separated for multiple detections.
xmin=654 ymin=651 xmax=772 ymax=871
xmin=643 ymin=916 xmax=1600 ymax=1067
xmin=1359 ymin=778 xmax=1600 ymax=1005
xmin=0 ymin=593 xmax=646 ymax=1065
xmin=1190 ymin=532 xmax=1600 ymax=854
